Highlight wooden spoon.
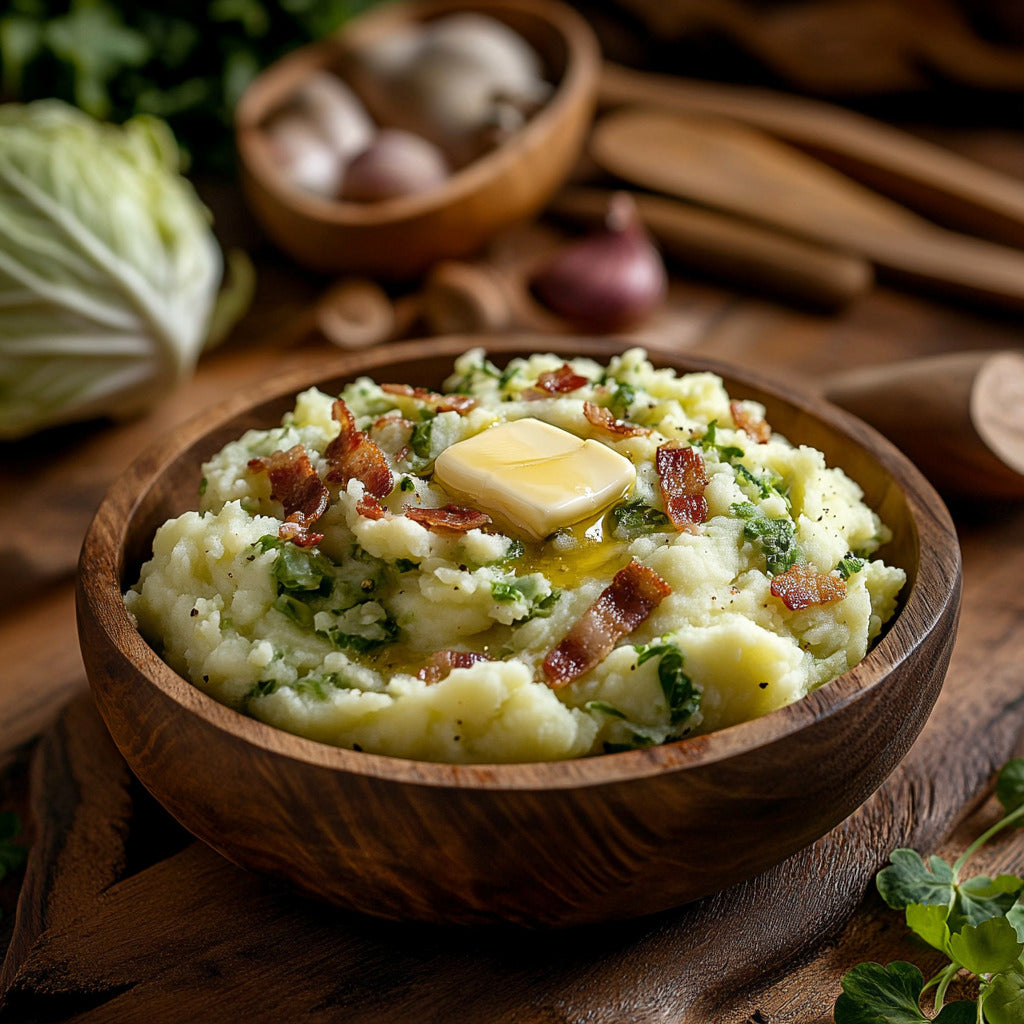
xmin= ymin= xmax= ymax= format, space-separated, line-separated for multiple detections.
xmin=548 ymin=185 xmax=873 ymax=310
xmin=824 ymin=350 xmax=1024 ymax=500
xmin=598 ymin=62 xmax=1024 ymax=249
xmin=590 ymin=107 xmax=1024 ymax=315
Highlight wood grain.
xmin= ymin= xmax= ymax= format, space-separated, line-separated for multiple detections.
xmin=75 ymin=335 xmax=959 ymax=927
xmin=589 ymin=107 xmax=1024 ymax=314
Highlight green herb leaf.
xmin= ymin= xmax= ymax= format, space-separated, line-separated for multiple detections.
xmin=877 ymin=850 xmax=956 ymax=911
xmin=833 ymin=961 xmax=931 ymax=1023
xmin=636 ymin=642 xmax=700 ymax=732
xmin=610 ymin=499 xmax=671 ymax=539
xmin=694 ymin=419 xmax=744 ymax=461
xmin=948 ymin=916 xmax=1024 ymax=976
xmin=410 ymin=415 xmax=435 ymax=459
xmin=982 ymin=965 xmax=1024 ymax=1024
xmin=996 ymin=758 xmax=1024 ymax=817
xmin=837 ymin=555 xmax=866 ymax=579
xmin=950 ymin=873 xmax=1024 ymax=932
xmin=609 ymin=381 xmax=637 ymax=420
xmin=731 ymin=501 xmax=801 ymax=576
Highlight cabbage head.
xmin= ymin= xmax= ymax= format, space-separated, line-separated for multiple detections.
xmin=0 ymin=100 xmax=223 ymax=440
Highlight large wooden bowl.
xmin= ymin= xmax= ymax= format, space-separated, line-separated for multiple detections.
xmin=77 ymin=336 xmax=961 ymax=927
xmin=234 ymin=0 xmax=600 ymax=278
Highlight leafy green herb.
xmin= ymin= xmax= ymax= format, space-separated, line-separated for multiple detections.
xmin=490 ymin=577 xmax=559 ymax=620
xmin=636 ymin=642 xmax=700 ymax=732
xmin=0 ymin=0 xmax=370 ymax=172
xmin=498 ymin=364 xmax=521 ymax=390
xmin=410 ymin=414 xmax=436 ymax=459
xmin=394 ymin=558 xmax=419 ymax=573
xmin=610 ymin=499 xmax=672 ymax=539
xmin=734 ymin=463 xmax=789 ymax=505
xmin=399 ymin=476 xmax=416 ymax=493
xmin=609 ymin=382 xmax=637 ymax=420
xmin=837 ymin=555 xmax=867 ymax=580
xmin=835 ymin=759 xmax=1024 ymax=1022
xmin=731 ymin=501 xmax=801 ymax=576
xmin=318 ymin=612 xmax=398 ymax=653
xmin=586 ymin=700 xmax=664 ymax=752
xmin=694 ymin=419 xmax=744 ymax=461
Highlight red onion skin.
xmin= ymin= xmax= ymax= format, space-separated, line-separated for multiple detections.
xmin=341 ymin=129 xmax=450 ymax=202
xmin=530 ymin=198 xmax=667 ymax=331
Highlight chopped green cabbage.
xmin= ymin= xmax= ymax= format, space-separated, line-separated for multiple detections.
xmin=0 ymin=100 xmax=223 ymax=439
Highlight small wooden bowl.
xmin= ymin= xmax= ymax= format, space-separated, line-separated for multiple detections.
xmin=234 ymin=0 xmax=601 ymax=278
xmin=77 ymin=337 xmax=961 ymax=927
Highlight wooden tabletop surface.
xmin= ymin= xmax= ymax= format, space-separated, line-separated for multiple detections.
xmin=2 ymin=104 xmax=1024 ymax=1021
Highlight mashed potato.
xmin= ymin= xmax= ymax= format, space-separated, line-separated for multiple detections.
xmin=125 ymin=348 xmax=905 ymax=763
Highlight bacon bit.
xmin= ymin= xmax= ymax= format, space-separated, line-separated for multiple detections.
xmin=522 ymin=363 xmax=590 ymax=400
xmin=730 ymin=400 xmax=771 ymax=443
xmin=405 ymin=504 xmax=492 ymax=533
xmin=583 ymin=401 xmax=651 ymax=438
xmin=417 ymin=649 xmax=492 ymax=684
xmin=324 ymin=398 xmax=393 ymax=499
xmin=248 ymin=445 xmax=329 ymax=547
xmin=770 ymin=564 xmax=847 ymax=611
xmin=356 ymin=495 xmax=386 ymax=520
xmin=380 ymin=383 xmax=478 ymax=415
xmin=543 ymin=560 xmax=672 ymax=688
xmin=656 ymin=443 xmax=709 ymax=532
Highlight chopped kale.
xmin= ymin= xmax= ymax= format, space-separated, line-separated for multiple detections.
xmin=610 ymin=499 xmax=672 ymax=539
xmin=731 ymin=501 xmax=801 ymax=576
xmin=409 ymin=414 xmax=436 ymax=459
xmin=609 ymin=381 xmax=638 ymax=419
xmin=694 ymin=419 xmax=744 ymax=461
xmin=837 ymin=554 xmax=866 ymax=579
xmin=734 ymin=463 xmax=790 ymax=505
xmin=636 ymin=642 xmax=701 ymax=732
xmin=490 ymin=576 xmax=560 ymax=620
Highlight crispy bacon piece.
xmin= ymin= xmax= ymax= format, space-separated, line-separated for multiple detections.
xmin=770 ymin=564 xmax=847 ymax=611
xmin=730 ymin=400 xmax=771 ymax=443
xmin=523 ymin=363 xmax=589 ymax=400
xmin=656 ymin=443 xmax=709 ymax=531
xmin=405 ymin=504 xmax=492 ymax=533
xmin=248 ymin=445 xmax=328 ymax=547
xmin=380 ymin=383 xmax=478 ymax=415
xmin=583 ymin=401 xmax=651 ymax=438
xmin=543 ymin=560 xmax=672 ymax=688
xmin=356 ymin=495 xmax=386 ymax=520
xmin=324 ymin=399 xmax=393 ymax=499
xmin=417 ymin=649 xmax=492 ymax=684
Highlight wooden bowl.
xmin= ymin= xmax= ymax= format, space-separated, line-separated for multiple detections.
xmin=77 ymin=336 xmax=961 ymax=927
xmin=234 ymin=0 xmax=601 ymax=278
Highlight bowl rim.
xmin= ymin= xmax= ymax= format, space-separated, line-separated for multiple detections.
xmin=80 ymin=334 xmax=961 ymax=791
xmin=234 ymin=0 xmax=602 ymax=225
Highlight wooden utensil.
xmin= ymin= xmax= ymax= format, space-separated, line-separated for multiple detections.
xmin=598 ymin=62 xmax=1024 ymax=249
xmin=825 ymin=350 xmax=1024 ymax=500
xmin=589 ymin=107 xmax=1024 ymax=314
xmin=76 ymin=336 xmax=960 ymax=927
xmin=549 ymin=185 xmax=873 ymax=310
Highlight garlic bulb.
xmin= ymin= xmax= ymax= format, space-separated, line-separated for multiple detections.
xmin=263 ymin=111 xmax=345 ymax=198
xmin=290 ymin=70 xmax=375 ymax=162
xmin=345 ymin=12 xmax=550 ymax=166
xmin=530 ymin=194 xmax=668 ymax=331
xmin=341 ymin=129 xmax=450 ymax=202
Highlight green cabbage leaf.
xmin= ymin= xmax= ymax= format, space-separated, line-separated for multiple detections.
xmin=0 ymin=99 xmax=223 ymax=439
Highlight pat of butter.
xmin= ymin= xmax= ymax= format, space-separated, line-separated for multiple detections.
xmin=432 ymin=418 xmax=635 ymax=540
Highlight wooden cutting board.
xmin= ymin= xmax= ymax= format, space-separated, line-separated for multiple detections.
xmin=2 ymin=488 xmax=1023 ymax=1022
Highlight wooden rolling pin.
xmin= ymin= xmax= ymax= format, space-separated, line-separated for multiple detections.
xmin=598 ymin=62 xmax=1024 ymax=249
xmin=590 ymin=107 xmax=1024 ymax=315
xmin=548 ymin=186 xmax=873 ymax=311
xmin=825 ymin=350 xmax=1024 ymax=500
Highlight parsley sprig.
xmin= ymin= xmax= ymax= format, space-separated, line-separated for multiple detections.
xmin=834 ymin=759 xmax=1024 ymax=1023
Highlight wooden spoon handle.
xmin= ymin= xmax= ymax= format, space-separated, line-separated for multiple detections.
xmin=598 ymin=62 xmax=1024 ymax=249
xmin=824 ymin=350 xmax=1024 ymax=500
xmin=549 ymin=186 xmax=873 ymax=310
xmin=591 ymin=108 xmax=1024 ymax=314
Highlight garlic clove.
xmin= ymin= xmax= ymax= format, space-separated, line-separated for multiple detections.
xmin=530 ymin=193 xmax=668 ymax=332
xmin=340 ymin=128 xmax=450 ymax=202
xmin=290 ymin=70 xmax=375 ymax=162
xmin=263 ymin=111 xmax=345 ymax=198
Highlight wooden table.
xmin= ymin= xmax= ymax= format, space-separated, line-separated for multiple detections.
xmin=2 ymin=124 xmax=1024 ymax=1021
